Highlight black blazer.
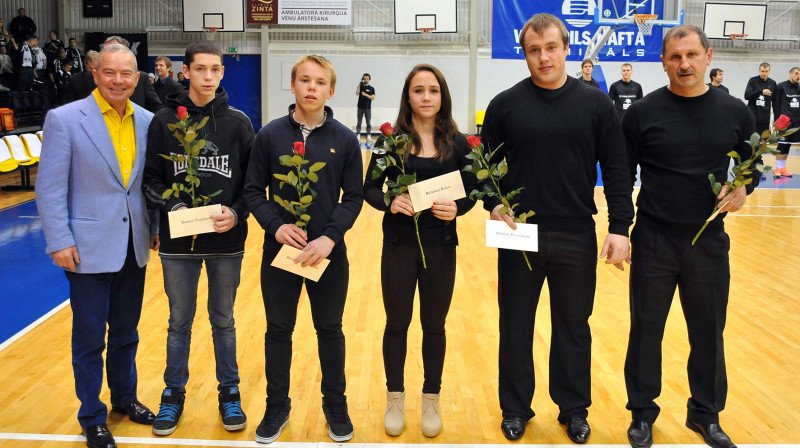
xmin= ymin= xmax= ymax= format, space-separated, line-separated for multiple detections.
xmin=61 ymin=70 xmax=163 ymax=113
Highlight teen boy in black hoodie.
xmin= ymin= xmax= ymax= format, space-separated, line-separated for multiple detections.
xmin=244 ymin=54 xmax=363 ymax=444
xmin=143 ymin=41 xmax=254 ymax=437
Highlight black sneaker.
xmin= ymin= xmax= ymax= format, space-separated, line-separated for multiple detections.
xmin=255 ymin=400 xmax=290 ymax=444
xmin=219 ymin=386 xmax=247 ymax=431
xmin=322 ymin=397 xmax=354 ymax=442
xmin=152 ymin=388 xmax=185 ymax=436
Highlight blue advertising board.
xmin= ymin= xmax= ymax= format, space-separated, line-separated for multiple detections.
xmin=492 ymin=0 xmax=664 ymax=62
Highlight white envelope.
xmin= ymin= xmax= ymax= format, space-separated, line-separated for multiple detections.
xmin=485 ymin=220 xmax=538 ymax=252
xmin=270 ymin=244 xmax=331 ymax=282
xmin=407 ymin=170 xmax=466 ymax=212
xmin=168 ymin=204 xmax=222 ymax=239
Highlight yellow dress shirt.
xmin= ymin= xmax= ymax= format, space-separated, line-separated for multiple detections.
xmin=93 ymin=89 xmax=136 ymax=188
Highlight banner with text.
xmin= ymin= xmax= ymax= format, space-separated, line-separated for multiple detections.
xmin=492 ymin=0 xmax=664 ymax=61
xmin=248 ymin=0 xmax=278 ymax=25
xmin=277 ymin=0 xmax=351 ymax=25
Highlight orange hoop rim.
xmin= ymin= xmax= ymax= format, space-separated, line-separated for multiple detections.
xmin=633 ymin=14 xmax=659 ymax=24
xmin=418 ymin=27 xmax=435 ymax=34
xmin=202 ymin=26 xmax=220 ymax=33
xmin=729 ymin=33 xmax=748 ymax=40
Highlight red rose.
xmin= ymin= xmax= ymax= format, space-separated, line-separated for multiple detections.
xmin=380 ymin=122 xmax=394 ymax=137
xmin=774 ymin=114 xmax=791 ymax=131
xmin=468 ymin=135 xmax=481 ymax=149
xmin=293 ymin=141 xmax=305 ymax=155
xmin=177 ymin=106 xmax=188 ymax=120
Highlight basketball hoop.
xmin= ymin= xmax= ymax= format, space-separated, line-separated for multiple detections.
xmin=633 ymin=14 xmax=659 ymax=36
xmin=729 ymin=33 xmax=747 ymax=47
xmin=202 ymin=26 xmax=219 ymax=40
xmin=418 ymin=27 xmax=435 ymax=37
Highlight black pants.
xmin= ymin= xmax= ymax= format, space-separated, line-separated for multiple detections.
xmin=17 ymin=67 xmax=34 ymax=91
xmin=260 ymin=245 xmax=349 ymax=408
xmin=381 ymin=242 xmax=456 ymax=394
xmin=497 ymin=231 xmax=597 ymax=422
xmin=625 ymin=223 xmax=730 ymax=425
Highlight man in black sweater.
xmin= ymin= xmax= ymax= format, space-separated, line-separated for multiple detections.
xmin=578 ymin=59 xmax=600 ymax=88
xmin=153 ymin=56 xmax=185 ymax=104
xmin=243 ymin=55 xmax=363 ymax=444
xmin=622 ymin=25 xmax=759 ymax=448
xmin=143 ymin=41 xmax=254 ymax=437
xmin=744 ymin=62 xmax=777 ymax=135
xmin=771 ymin=67 xmax=800 ymax=177
xmin=609 ymin=63 xmax=644 ymax=118
xmin=481 ymin=13 xmax=633 ymax=444
xmin=707 ymin=68 xmax=729 ymax=93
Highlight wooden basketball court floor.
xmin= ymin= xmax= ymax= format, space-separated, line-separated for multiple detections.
xmin=1 ymin=161 xmax=799 ymax=447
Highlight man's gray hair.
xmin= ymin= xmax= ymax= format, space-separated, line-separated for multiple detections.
xmin=98 ymin=43 xmax=137 ymax=71
xmin=85 ymin=50 xmax=100 ymax=65
xmin=104 ymin=35 xmax=130 ymax=48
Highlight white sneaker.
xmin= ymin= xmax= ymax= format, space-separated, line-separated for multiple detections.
xmin=420 ymin=393 xmax=441 ymax=437
xmin=384 ymin=391 xmax=405 ymax=436
xmin=366 ymin=135 xmax=373 ymax=142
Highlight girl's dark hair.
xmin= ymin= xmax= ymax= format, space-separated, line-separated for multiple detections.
xmin=394 ymin=64 xmax=460 ymax=162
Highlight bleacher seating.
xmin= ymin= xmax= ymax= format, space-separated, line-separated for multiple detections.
xmin=1 ymin=135 xmax=36 ymax=190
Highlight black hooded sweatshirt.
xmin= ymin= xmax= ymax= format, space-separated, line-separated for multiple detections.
xmin=143 ymin=87 xmax=255 ymax=255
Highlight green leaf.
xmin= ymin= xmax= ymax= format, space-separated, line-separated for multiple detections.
xmin=309 ymin=162 xmax=326 ymax=173
xmin=208 ymin=190 xmax=222 ymax=197
xmin=173 ymin=190 xmax=180 ymax=198
xmin=192 ymin=139 xmax=205 ymax=152
xmin=476 ymin=169 xmax=489 ymax=180
xmin=161 ymin=189 xmax=173 ymax=199
xmin=158 ymin=154 xmax=173 ymax=160
xmin=726 ymin=151 xmax=740 ymax=160
xmin=300 ymin=214 xmax=311 ymax=222
xmin=748 ymin=134 xmax=760 ymax=148
xmin=708 ymin=173 xmax=716 ymax=187
xmin=498 ymin=206 xmax=508 ymax=215
xmin=279 ymin=155 xmax=294 ymax=166
xmin=307 ymin=172 xmax=319 ymax=183
xmin=383 ymin=191 xmax=391 ymax=207
xmin=287 ymin=171 xmax=298 ymax=186
xmin=166 ymin=123 xmax=179 ymax=131
xmin=290 ymin=155 xmax=303 ymax=165
xmin=184 ymin=128 xmax=197 ymax=143
xmin=742 ymin=178 xmax=753 ymax=185
xmin=497 ymin=160 xmax=508 ymax=176
xmin=274 ymin=174 xmax=289 ymax=182
xmin=300 ymin=195 xmax=313 ymax=204
xmin=196 ymin=116 xmax=210 ymax=129
xmin=190 ymin=158 xmax=199 ymax=172
xmin=398 ymin=173 xmax=416 ymax=186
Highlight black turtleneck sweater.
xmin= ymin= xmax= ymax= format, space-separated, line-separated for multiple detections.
xmin=623 ymin=86 xmax=759 ymax=239
xmin=744 ymin=75 xmax=777 ymax=123
xmin=480 ymin=76 xmax=634 ymax=236
xmin=773 ymin=79 xmax=800 ymax=122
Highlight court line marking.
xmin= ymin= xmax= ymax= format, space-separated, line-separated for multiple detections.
xmin=0 ymin=434 xmax=797 ymax=448
xmin=0 ymin=299 xmax=69 ymax=353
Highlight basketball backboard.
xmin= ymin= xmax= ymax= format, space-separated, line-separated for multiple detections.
xmin=394 ymin=0 xmax=457 ymax=34
xmin=593 ymin=0 xmax=684 ymax=27
xmin=182 ymin=0 xmax=245 ymax=32
xmin=702 ymin=2 xmax=766 ymax=40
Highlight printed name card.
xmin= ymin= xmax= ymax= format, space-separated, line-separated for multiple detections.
xmin=271 ymin=244 xmax=330 ymax=282
xmin=168 ymin=204 xmax=222 ymax=239
xmin=485 ymin=220 xmax=538 ymax=253
xmin=407 ymin=170 xmax=466 ymax=212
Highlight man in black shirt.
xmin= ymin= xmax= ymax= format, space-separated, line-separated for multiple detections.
xmin=707 ymin=68 xmax=729 ymax=93
xmin=622 ymin=25 xmax=758 ymax=448
xmin=66 ymin=37 xmax=84 ymax=73
xmin=481 ymin=13 xmax=633 ymax=444
xmin=771 ymin=67 xmax=800 ymax=177
xmin=744 ymin=62 xmax=777 ymax=134
xmin=608 ymin=63 xmax=644 ymax=118
xmin=152 ymin=56 xmax=184 ymax=104
xmin=355 ymin=73 xmax=375 ymax=141
xmin=9 ymin=8 xmax=36 ymax=43
xmin=578 ymin=59 xmax=600 ymax=88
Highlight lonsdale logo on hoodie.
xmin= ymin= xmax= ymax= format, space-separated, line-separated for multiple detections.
xmin=170 ymin=139 xmax=232 ymax=178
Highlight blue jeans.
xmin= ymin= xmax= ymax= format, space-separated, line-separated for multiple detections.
xmin=161 ymin=255 xmax=243 ymax=393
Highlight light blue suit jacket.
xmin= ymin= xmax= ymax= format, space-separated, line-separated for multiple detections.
xmin=37 ymin=94 xmax=155 ymax=273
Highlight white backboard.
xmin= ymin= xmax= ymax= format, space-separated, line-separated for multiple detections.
xmin=394 ymin=0 xmax=457 ymax=34
xmin=702 ymin=2 xmax=766 ymax=40
xmin=182 ymin=0 xmax=245 ymax=32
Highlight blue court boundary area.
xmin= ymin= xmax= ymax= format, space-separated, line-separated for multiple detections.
xmin=0 ymin=200 xmax=69 ymax=345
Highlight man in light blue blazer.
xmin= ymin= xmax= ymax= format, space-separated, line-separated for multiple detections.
xmin=36 ymin=44 xmax=157 ymax=448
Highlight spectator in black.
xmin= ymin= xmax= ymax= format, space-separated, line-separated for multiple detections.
xmin=55 ymin=59 xmax=72 ymax=104
xmin=14 ymin=34 xmax=37 ymax=90
xmin=177 ymin=71 xmax=189 ymax=89
xmin=707 ymin=68 xmax=729 ymax=93
xmin=61 ymin=49 xmax=97 ymax=104
xmin=355 ymin=73 xmax=375 ymax=141
xmin=44 ymin=29 xmax=63 ymax=61
xmin=578 ymin=59 xmax=600 ymax=88
xmin=152 ymin=56 xmax=184 ymax=103
xmin=608 ymin=63 xmax=643 ymax=118
xmin=65 ymin=37 xmax=83 ymax=73
xmin=9 ymin=8 xmax=36 ymax=43
xmin=0 ymin=44 xmax=13 ymax=88
xmin=0 ymin=18 xmax=10 ymax=48
xmin=744 ymin=62 xmax=777 ymax=135
xmin=48 ymin=46 xmax=67 ymax=85
xmin=771 ymin=67 xmax=800 ymax=178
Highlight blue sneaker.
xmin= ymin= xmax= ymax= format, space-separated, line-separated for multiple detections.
xmin=152 ymin=388 xmax=184 ymax=436
xmin=219 ymin=387 xmax=247 ymax=431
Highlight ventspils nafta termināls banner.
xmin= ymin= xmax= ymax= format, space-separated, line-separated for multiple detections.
xmin=492 ymin=0 xmax=664 ymax=61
